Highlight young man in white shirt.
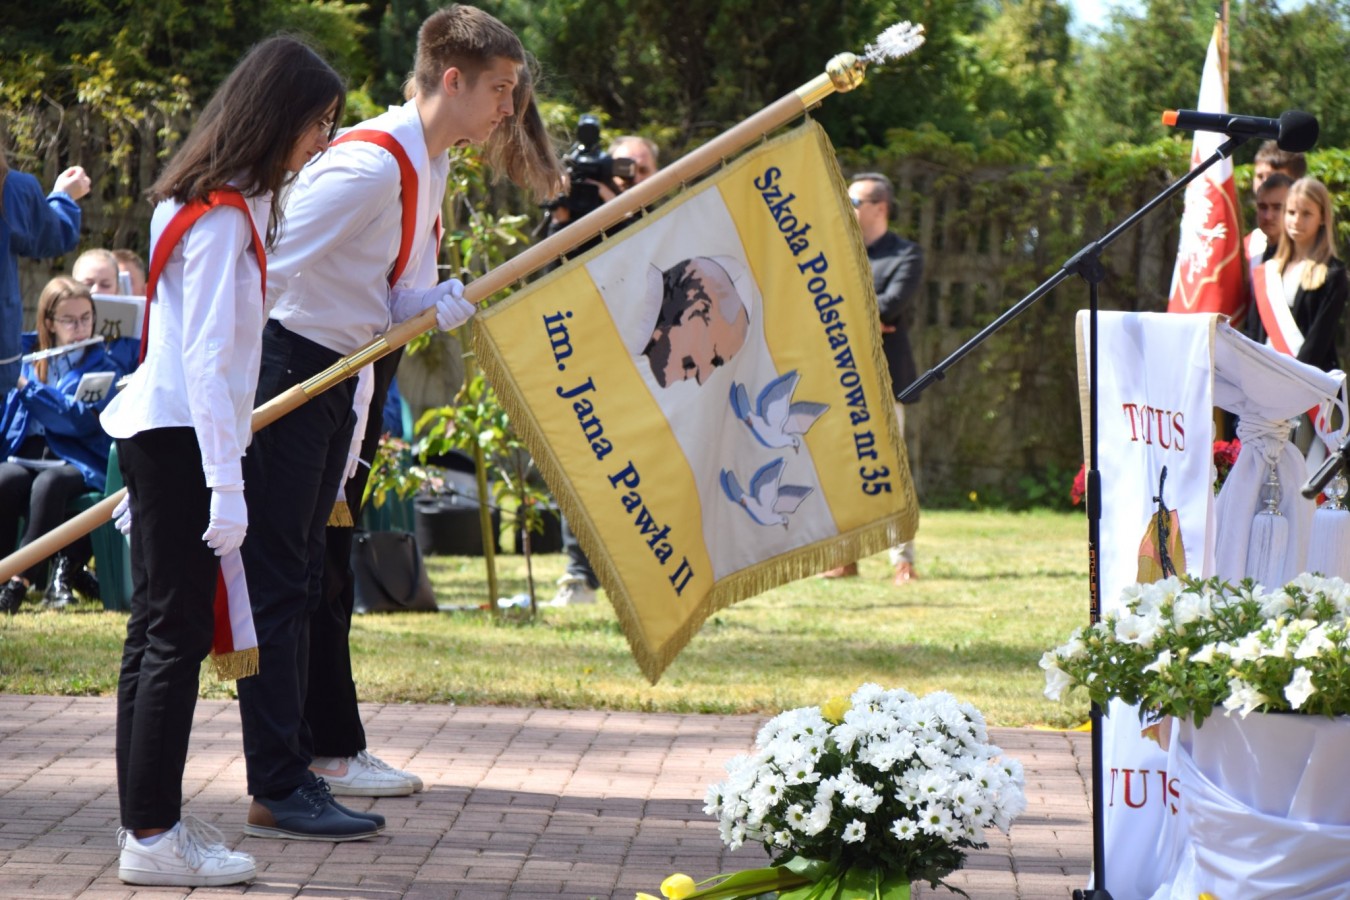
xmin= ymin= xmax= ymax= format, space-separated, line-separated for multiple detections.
xmin=238 ymin=4 xmax=562 ymax=841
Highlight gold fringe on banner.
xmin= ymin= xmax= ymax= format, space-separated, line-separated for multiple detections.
xmin=211 ymin=646 xmax=259 ymax=681
xmin=328 ymin=500 xmax=354 ymax=528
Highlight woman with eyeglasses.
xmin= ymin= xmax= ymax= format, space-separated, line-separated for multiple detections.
xmin=97 ymin=34 xmax=345 ymax=888
xmin=0 ymin=276 xmax=130 ymax=613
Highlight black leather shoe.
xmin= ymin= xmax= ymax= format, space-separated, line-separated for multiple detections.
xmin=67 ymin=563 xmax=99 ymax=602
xmin=0 ymin=577 xmax=27 ymax=614
xmin=244 ymin=779 xmax=379 ymax=842
xmin=312 ymin=777 xmax=386 ymax=832
xmin=42 ymin=557 xmax=76 ymax=610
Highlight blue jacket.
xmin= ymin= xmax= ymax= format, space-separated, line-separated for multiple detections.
xmin=0 ymin=334 xmax=136 ymax=491
xmin=1 ymin=172 xmax=82 ymax=390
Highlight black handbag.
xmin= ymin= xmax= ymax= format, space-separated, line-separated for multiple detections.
xmin=351 ymin=529 xmax=437 ymax=614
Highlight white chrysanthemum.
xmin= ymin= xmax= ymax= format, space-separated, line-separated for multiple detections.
xmin=747 ymin=773 xmax=786 ymax=819
xmin=891 ymin=817 xmax=920 ymax=840
xmin=843 ymin=781 xmax=882 ymax=814
xmin=917 ymin=769 xmax=952 ymax=799
xmin=703 ymin=784 xmax=724 ymax=818
xmin=784 ymin=803 xmax=809 ymax=831
xmin=803 ymin=801 xmax=832 ymax=836
xmin=842 ymin=820 xmax=867 ymax=843
xmin=832 ymin=722 xmax=864 ymax=755
xmin=895 ymin=783 xmax=923 ymax=808
xmin=770 ymin=829 xmax=793 ymax=849
xmin=781 ymin=757 xmax=821 ymax=786
xmin=917 ymin=801 xmax=956 ymax=840
xmin=1285 ymin=666 xmax=1317 ymax=709
xmin=916 ymin=744 xmax=950 ymax=769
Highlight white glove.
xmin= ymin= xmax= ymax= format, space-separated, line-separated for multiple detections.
xmin=202 ymin=487 xmax=248 ymax=556
xmin=426 ymin=278 xmax=475 ymax=331
xmin=113 ymin=494 xmax=132 ymax=536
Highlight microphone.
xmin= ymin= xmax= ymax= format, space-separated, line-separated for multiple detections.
xmin=1162 ymin=109 xmax=1319 ymax=153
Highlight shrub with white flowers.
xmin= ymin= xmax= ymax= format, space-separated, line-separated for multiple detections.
xmin=701 ymin=684 xmax=1027 ymax=893
xmin=1041 ymin=574 xmax=1350 ymax=726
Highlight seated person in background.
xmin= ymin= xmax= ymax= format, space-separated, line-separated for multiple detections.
xmin=0 ymin=277 xmax=129 ymax=612
xmin=72 ymin=248 xmax=122 ymax=295
xmin=111 ymin=249 xmax=147 ymax=295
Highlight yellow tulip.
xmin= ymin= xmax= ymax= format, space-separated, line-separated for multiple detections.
xmin=821 ymin=695 xmax=850 ymax=724
xmin=661 ymin=873 xmax=698 ymax=898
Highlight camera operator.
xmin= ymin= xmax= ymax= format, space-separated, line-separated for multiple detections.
xmin=543 ymin=123 xmax=661 ymax=606
xmin=544 ymin=119 xmax=658 ymax=231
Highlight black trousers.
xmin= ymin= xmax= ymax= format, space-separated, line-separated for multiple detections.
xmin=0 ymin=461 xmax=92 ymax=584
xmin=306 ymin=349 xmax=402 ymax=758
xmin=236 ymin=322 xmax=356 ymax=797
xmin=115 ymin=427 xmax=217 ymax=829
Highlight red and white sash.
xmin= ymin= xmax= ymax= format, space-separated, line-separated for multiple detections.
xmin=330 ymin=129 xmax=442 ymax=288
xmin=140 ymin=189 xmax=266 ymax=364
xmin=1252 ymin=260 xmax=1304 ymax=358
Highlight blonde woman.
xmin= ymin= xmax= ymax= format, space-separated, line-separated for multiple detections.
xmin=1249 ymin=176 xmax=1348 ymax=373
xmin=0 ymin=277 xmax=127 ymax=612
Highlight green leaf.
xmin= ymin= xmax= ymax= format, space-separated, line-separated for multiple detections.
xmin=680 ymin=865 xmax=815 ymax=899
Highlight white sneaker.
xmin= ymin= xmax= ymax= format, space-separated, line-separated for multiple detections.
xmin=311 ymin=751 xmax=417 ymax=797
xmin=356 ymin=749 xmax=423 ymax=792
xmin=117 ymin=816 xmax=255 ymax=887
xmin=548 ymin=576 xmax=597 ymax=606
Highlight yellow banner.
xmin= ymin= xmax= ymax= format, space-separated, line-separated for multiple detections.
xmin=476 ymin=122 xmax=916 ymax=681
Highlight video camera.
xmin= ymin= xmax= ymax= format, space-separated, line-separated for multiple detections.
xmin=551 ymin=114 xmax=636 ymax=220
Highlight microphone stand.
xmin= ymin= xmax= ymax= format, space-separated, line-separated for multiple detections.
xmin=900 ymin=133 xmax=1250 ymax=899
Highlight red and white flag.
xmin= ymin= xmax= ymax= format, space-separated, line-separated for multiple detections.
xmin=1167 ymin=23 xmax=1245 ymax=324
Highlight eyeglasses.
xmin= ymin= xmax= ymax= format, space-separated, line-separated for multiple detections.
xmin=51 ymin=313 xmax=94 ymax=328
xmin=317 ymin=116 xmax=336 ymax=135
xmin=850 ymin=196 xmax=879 ymax=209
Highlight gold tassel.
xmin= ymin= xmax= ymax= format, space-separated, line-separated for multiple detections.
xmin=328 ymin=500 xmax=354 ymax=527
xmin=211 ymin=646 xmax=259 ymax=681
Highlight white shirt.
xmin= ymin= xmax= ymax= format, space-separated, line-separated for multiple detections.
xmin=102 ymin=192 xmax=272 ymax=489
xmin=267 ymin=101 xmax=448 ymax=355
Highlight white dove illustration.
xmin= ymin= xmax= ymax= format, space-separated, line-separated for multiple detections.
xmin=719 ymin=457 xmax=814 ymax=528
xmin=730 ymin=370 xmax=828 ymax=452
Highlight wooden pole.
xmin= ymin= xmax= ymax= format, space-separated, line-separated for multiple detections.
xmin=0 ymin=55 xmax=870 ymax=583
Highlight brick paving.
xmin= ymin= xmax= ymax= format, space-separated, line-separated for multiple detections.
xmin=0 ymin=695 xmax=1092 ymax=898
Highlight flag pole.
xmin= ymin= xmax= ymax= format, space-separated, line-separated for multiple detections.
xmin=0 ymin=24 xmax=925 ymax=584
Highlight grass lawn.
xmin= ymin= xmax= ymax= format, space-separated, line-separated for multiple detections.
xmin=0 ymin=509 xmax=1091 ymax=728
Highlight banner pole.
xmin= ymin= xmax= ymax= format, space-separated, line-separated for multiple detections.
xmin=0 ymin=41 xmax=922 ymax=584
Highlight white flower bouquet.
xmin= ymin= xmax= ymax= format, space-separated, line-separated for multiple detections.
xmin=638 ymin=684 xmax=1027 ymax=900
xmin=1041 ymin=574 xmax=1350 ymax=724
